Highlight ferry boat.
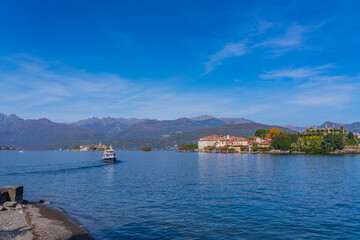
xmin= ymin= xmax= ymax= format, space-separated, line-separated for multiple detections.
xmin=102 ymin=147 xmax=117 ymax=163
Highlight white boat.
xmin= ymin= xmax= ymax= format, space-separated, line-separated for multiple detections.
xmin=18 ymin=150 xmax=24 ymax=153
xmin=102 ymin=147 xmax=117 ymax=163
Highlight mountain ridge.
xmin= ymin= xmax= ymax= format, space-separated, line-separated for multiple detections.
xmin=1 ymin=113 xmax=359 ymax=149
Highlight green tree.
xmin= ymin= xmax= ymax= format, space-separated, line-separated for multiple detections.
xmin=347 ymin=132 xmax=357 ymax=145
xmin=183 ymin=144 xmax=198 ymax=150
xmin=323 ymin=134 xmax=344 ymax=150
xmin=72 ymin=145 xmax=80 ymax=150
xmin=254 ymin=129 xmax=269 ymax=138
xmin=271 ymin=134 xmax=298 ymax=150
xmin=252 ymin=143 xmax=258 ymax=151
xmin=340 ymin=126 xmax=346 ymax=134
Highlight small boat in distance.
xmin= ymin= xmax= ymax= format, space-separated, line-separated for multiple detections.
xmin=102 ymin=147 xmax=117 ymax=163
xmin=141 ymin=144 xmax=151 ymax=151
xmin=18 ymin=150 xmax=24 ymax=153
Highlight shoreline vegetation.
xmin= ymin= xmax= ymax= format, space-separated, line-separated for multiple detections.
xmin=0 ymin=186 xmax=93 ymax=240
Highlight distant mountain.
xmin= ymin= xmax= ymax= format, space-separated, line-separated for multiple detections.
xmin=343 ymin=122 xmax=360 ymax=133
xmin=72 ymin=117 xmax=146 ymax=137
xmin=219 ymin=117 xmax=256 ymax=124
xmin=0 ymin=114 xmax=108 ymax=149
xmin=112 ymin=123 xmax=290 ymax=150
xmin=190 ymin=115 xmax=216 ymax=121
xmin=283 ymin=125 xmax=306 ymax=132
xmin=113 ymin=117 xmax=226 ymax=139
xmin=72 ymin=115 xmax=255 ymax=138
xmin=0 ymin=113 xmax=22 ymax=126
xmin=318 ymin=121 xmax=343 ymax=129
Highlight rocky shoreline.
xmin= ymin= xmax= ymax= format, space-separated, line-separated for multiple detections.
xmin=0 ymin=186 xmax=93 ymax=240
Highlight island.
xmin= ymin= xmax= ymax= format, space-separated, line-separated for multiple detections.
xmin=197 ymin=125 xmax=360 ymax=154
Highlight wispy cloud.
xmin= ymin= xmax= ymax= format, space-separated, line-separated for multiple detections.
xmin=259 ymin=64 xmax=334 ymax=80
xmin=203 ymin=42 xmax=248 ymax=74
xmin=257 ymin=24 xmax=312 ymax=51
xmin=203 ymin=22 xmax=324 ymax=74
xmin=259 ymin=64 xmax=359 ymax=107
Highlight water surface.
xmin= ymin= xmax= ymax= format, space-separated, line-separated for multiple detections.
xmin=1 ymin=151 xmax=360 ymax=239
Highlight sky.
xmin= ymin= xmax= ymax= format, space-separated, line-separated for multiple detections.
xmin=0 ymin=0 xmax=360 ymax=126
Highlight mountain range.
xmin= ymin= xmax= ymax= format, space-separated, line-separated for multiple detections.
xmin=0 ymin=113 xmax=359 ymax=149
xmin=71 ymin=115 xmax=256 ymax=139
xmin=0 ymin=113 xmax=107 ymax=149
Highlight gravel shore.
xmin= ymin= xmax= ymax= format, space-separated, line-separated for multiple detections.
xmin=0 ymin=203 xmax=93 ymax=240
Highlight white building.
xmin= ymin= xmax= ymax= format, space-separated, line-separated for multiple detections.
xmin=198 ymin=134 xmax=249 ymax=150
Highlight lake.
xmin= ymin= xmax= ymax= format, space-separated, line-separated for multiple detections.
xmin=1 ymin=151 xmax=360 ymax=239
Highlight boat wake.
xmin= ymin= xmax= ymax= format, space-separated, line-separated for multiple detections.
xmin=5 ymin=162 xmax=106 ymax=176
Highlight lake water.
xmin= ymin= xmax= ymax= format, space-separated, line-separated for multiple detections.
xmin=1 ymin=151 xmax=360 ymax=239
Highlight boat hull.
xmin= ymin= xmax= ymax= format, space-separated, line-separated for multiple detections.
xmin=102 ymin=158 xmax=117 ymax=163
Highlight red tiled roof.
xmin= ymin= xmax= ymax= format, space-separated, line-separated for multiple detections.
xmin=199 ymin=135 xmax=248 ymax=142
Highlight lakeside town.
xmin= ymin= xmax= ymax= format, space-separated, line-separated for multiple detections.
xmin=197 ymin=125 xmax=360 ymax=154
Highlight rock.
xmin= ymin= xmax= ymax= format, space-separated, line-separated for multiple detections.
xmin=39 ymin=199 xmax=51 ymax=204
xmin=0 ymin=186 xmax=23 ymax=202
xmin=3 ymin=201 xmax=17 ymax=209
xmin=0 ymin=189 xmax=9 ymax=204
xmin=15 ymin=203 xmax=24 ymax=210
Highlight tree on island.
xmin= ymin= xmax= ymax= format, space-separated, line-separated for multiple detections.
xmin=322 ymin=133 xmax=344 ymax=150
xmin=271 ymin=133 xmax=298 ymax=150
xmin=268 ymin=128 xmax=281 ymax=139
xmin=346 ymin=132 xmax=358 ymax=145
xmin=183 ymin=144 xmax=198 ymax=150
xmin=254 ymin=129 xmax=269 ymax=138
xmin=73 ymin=145 xmax=80 ymax=150
xmin=252 ymin=143 xmax=258 ymax=151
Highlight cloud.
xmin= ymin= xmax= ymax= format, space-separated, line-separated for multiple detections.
xmin=259 ymin=64 xmax=334 ymax=80
xmin=259 ymin=24 xmax=311 ymax=48
xmin=259 ymin=64 xmax=359 ymax=107
xmin=0 ymin=54 xmax=253 ymax=122
xmin=289 ymin=94 xmax=352 ymax=106
xmin=203 ymin=42 xmax=248 ymax=74
xmin=203 ymin=22 xmax=324 ymax=74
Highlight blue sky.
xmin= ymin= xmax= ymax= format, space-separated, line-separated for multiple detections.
xmin=0 ymin=0 xmax=359 ymax=125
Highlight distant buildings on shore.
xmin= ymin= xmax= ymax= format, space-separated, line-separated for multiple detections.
xmin=302 ymin=124 xmax=345 ymax=135
xmin=198 ymin=134 xmax=270 ymax=152
xmin=0 ymin=146 xmax=15 ymax=150
xmin=73 ymin=142 xmax=111 ymax=151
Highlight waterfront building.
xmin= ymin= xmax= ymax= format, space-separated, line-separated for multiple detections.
xmin=198 ymin=134 xmax=248 ymax=151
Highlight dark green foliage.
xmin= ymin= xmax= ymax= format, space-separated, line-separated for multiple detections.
xmin=72 ymin=145 xmax=80 ymax=150
xmin=271 ymin=134 xmax=298 ymax=150
xmin=299 ymin=146 xmax=334 ymax=154
xmin=228 ymin=148 xmax=236 ymax=152
xmin=255 ymin=129 xmax=269 ymax=137
xmin=322 ymin=133 xmax=345 ymax=150
xmin=346 ymin=132 xmax=358 ymax=145
xmin=183 ymin=144 xmax=198 ymax=150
